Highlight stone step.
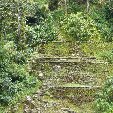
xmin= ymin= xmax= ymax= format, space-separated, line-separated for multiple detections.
xmin=31 ymin=60 xmax=109 ymax=76
xmin=39 ymin=40 xmax=74 ymax=43
xmin=36 ymin=41 xmax=113 ymax=57
xmin=44 ymin=70 xmax=107 ymax=85
xmin=45 ymin=75 xmax=103 ymax=86
xmin=36 ymin=41 xmax=113 ymax=46
xmin=47 ymin=71 xmax=105 ymax=77
xmin=37 ymin=56 xmax=96 ymax=59
xmin=36 ymin=40 xmax=113 ymax=43
xmin=49 ymin=83 xmax=101 ymax=103
xmin=37 ymin=41 xmax=79 ymax=47
xmin=37 ymin=41 xmax=83 ymax=57
xmin=36 ymin=57 xmax=107 ymax=64
xmin=52 ymin=83 xmax=101 ymax=88
xmin=31 ymin=61 xmax=109 ymax=76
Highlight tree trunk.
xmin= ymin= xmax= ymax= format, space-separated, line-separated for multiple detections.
xmin=64 ymin=0 xmax=67 ymax=14
xmin=86 ymin=0 xmax=89 ymax=13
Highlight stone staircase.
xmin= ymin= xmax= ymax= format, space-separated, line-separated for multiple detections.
xmin=31 ymin=41 xmax=108 ymax=102
xmin=22 ymin=40 xmax=109 ymax=113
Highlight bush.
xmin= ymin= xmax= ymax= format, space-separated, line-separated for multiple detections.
xmin=50 ymin=9 xmax=65 ymax=23
xmin=0 ymin=41 xmax=38 ymax=105
xmin=26 ymin=14 xmax=58 ymax=47
xmin=61 ymin=12 xmax=101 ymax=41
xmin=48 ymin=0 xmax=58 ymax=11
xmin=68 ymin=0 xmax=85 ymax=13
xmin=99 ymin=50 xmax=113 ymax=63
xmin=26 ymin=4 xmax=47 ymax=26
xmin=89 ymin=6 xmax=113 ymax=42
xmin=95 ymin=76 xmax=113 ymax=113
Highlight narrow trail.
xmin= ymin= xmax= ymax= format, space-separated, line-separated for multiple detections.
xmin=10 ymin=40 xmax=109 ymax=113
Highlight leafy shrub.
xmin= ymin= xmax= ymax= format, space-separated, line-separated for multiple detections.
xmin=0 ymin=0 xmax=44 ymax=107
xmin=26 ymin=4 xmax=47 ymax=26
xmin=99 ymin=50 xmax=113 ymax=63
xmin=26 ymin=14 xmax=58 ymax=47
xmin=89 ymin=5 xmax=113 ymax=42
xmin=61 ymin=12 xmax=101 ymax=41
xmin=68 ymin=0 xmax=85 ymax=13
xmin=0 ymin=41 xmax=38 ymax=105
xmin=95 ymin=76 xmax=113 ymax=113
xmin=102 ymin=0 xmax=113 ymax=22
xmin=50 ymin=9 xmax=65 ymax=23
xmin=48 ymin=0 xmax=58 ymax=11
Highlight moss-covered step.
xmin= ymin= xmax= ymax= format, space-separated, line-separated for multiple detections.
xmin=37 ymin=41 xmax=83 ymax=57
xmin=49 ymin=83 xmax=101 ymax=103
xmin=35 ymin=58 xmax=108 ymax=74
xmin=36 ymin=56 xmax=108 ymax=64
xmin=45 ymin=72 xmax=105 ymax=86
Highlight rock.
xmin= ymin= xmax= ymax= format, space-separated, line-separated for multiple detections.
xmin=53 ymin=65 xmax=61 ymax=72
xmin=33 ymin=94 xmax=38 ymax=98
xmin=25 ymin=96 xmax=36 ymax=108
xmin=38 ymin=71 xmax=44 ymax=80
xmin=26 ymin=96 xmax=32 ymax=103
xmin=61 ymin=108 xmax=76 ymax=113
xmin=38 ymin=71 xmax=43 ymax=77
xmin=72 ymin=54 xmax=75 ymax=56
xmin=24 ymin=104 xmax=30 ymax=113
xmin=30 ymin=100 xmax=36 ymax=109
xmin=10 ymin=105 xmax=18 ymax=113
xmin=30 ymin=109 xmax=38 ymax=113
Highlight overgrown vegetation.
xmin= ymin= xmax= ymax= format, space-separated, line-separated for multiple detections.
xmin=0 ymin=0 xmax=43 ymax=107
xmin=0 ymin=0 xmax=113 ymax=112
xmin=61 ymin=12 xmax=101 ymax=41
xmin=94 ymin=76 xmax=113 ymax=113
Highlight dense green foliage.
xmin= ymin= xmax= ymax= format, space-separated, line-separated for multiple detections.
xmin=95 ymin=76 xmax=113 ymax=113
xmin=0 ymin=0 xmax=40 ymax=106
xmin=61 ymin=12 xmax=101 ymax=41
xmin=0 ymin=41 xmax=38 ymax=105
xmin=26 ymin=15 xmax=58 ymax=47
xmin=0 ymin=0 xmax=113 ymax=112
